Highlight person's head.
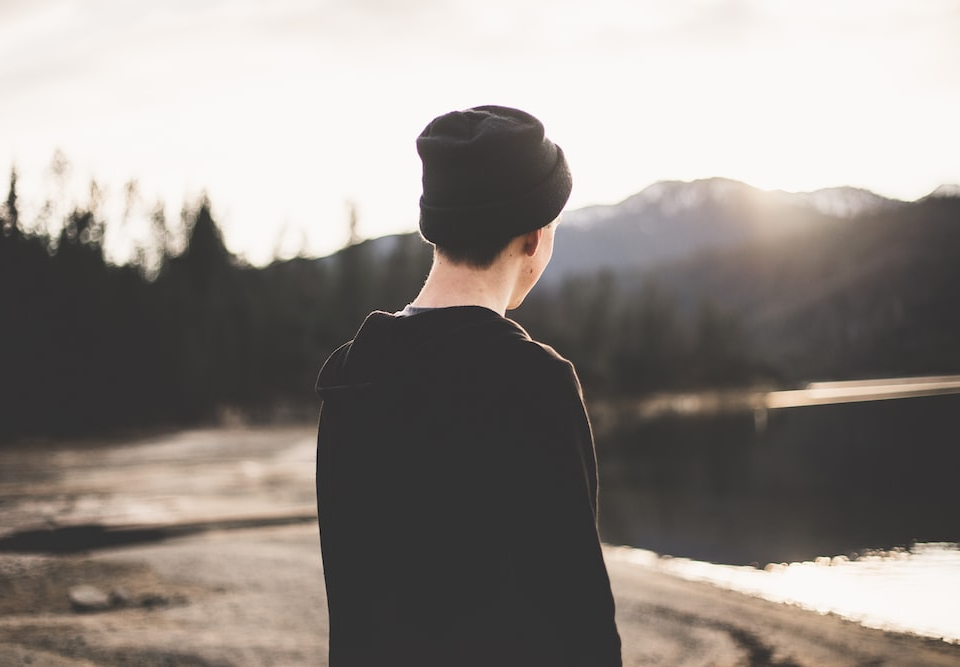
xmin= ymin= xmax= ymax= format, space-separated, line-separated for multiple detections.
xmin=416 ymin=105 xmax=572 ymax=269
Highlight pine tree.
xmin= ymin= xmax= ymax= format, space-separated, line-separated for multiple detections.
xmin=1 ymin=167 xmax=19 ymax=241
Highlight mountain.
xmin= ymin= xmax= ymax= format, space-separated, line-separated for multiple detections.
xmin=514 ymin=179 xmax=960 ymax=385
xmin=545 ymin=178 xmax=901 ymax=281
xmin=314 ymin=179 xmax=960 ymax=385
xmin=650 ymin=192 xmax=960 ymax=380
xmin=318 ymin=178 xmax=906 ymax=285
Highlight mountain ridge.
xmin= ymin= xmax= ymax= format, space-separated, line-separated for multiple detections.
xmin=322 ymin=178 xmax=953 ymax=283
xmin=563 ymin=178 xmax=900 ymax=228
xmin=545 ymin=178 xmax=908 ymax=281
xmin=313 ymin=178 xmax=960 ymax=387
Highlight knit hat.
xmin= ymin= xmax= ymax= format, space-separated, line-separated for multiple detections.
xmin=417 ymin=105 xmax=572 ymax=247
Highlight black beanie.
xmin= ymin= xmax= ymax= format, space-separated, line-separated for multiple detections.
xmin=417 ymin=105 xmax=572 ymax=247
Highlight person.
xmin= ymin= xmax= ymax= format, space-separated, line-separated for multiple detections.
xmin=315 ymin=105 xmax=621 ymax=666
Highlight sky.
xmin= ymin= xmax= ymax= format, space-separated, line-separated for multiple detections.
xmin=2 ymin=0 xmax=959 ymax=265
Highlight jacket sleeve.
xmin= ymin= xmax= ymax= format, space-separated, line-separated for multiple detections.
xmin=507 ymin=352 xmax=622 ymax=666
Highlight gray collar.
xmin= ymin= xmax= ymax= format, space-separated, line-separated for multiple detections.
xmin=395 ymin=304 xmax=437 ymax=317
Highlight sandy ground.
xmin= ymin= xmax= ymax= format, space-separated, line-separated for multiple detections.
xmin=1 ymin=524 xmax=959 ymax=666
xmin=1 ymin=426 xmax=959 ymax=665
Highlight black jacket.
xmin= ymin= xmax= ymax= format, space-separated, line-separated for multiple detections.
xmin=316 ymin=306 xmax=621 ymax=666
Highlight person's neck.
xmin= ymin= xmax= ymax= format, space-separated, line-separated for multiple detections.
xmin=411 ymin=252 xmax=520 ymax=317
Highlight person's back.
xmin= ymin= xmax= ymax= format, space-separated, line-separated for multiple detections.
xmin=316 ymin=106 xmax=621 ymax=666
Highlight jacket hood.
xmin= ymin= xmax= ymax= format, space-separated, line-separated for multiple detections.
xmin=315 ymin=306 xmax=527 ymax=399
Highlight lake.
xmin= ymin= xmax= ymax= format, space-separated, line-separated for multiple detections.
xmin=597 ymin=384 xmax=960 ymax=566
xmin=595 ymin=377 xmax=960 ymax=642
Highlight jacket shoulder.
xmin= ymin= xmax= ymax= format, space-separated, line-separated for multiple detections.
xmin=488 ymin=325 xmax=582 ymax=399
xmin=315 ymin=340 xmax=353 ymax=395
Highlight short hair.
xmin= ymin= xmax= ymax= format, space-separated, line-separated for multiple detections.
xmin=430 ymin=232 xmax=515 ymax=269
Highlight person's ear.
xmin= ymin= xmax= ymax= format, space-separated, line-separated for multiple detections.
xmin=522 ymin=228 xmax=543 ymax=257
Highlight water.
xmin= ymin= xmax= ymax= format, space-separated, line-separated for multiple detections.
xmin=614 ymin=542 xmax=960 ymax=644
xmin=595 ymin=382 xmax=960 ymax=642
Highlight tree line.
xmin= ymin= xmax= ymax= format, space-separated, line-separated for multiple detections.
xmin=1 ymin=165 xmax=772 ymax=443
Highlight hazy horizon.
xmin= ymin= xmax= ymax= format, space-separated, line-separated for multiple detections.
xmin=3 ymin=0 xmax=958 ymax=264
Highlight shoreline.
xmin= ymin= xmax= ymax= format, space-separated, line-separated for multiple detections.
xmin=2 ymin=524 xmax=959 ymax=666
xmin=2 ymin=426 xmax=958 ymax=664
xmin=626 ymin=542 xmax=960 ymax=646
